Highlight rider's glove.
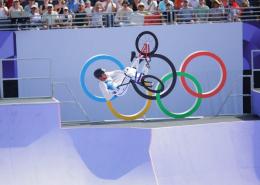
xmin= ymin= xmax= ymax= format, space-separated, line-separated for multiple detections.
xmin=105 ymin=80 xmax=117 ymax=91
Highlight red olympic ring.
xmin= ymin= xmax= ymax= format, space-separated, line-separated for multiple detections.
xmin=180 ymin=51 xmax=227 ymax=98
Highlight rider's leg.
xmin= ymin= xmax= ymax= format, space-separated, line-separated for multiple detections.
xmin=141 ymin=63 xmax=149 ymax=75
xmin=131 ymin=58 xmax=139 ymax=70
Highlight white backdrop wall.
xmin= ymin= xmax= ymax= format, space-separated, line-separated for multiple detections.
xmin=15 ymin=23 xmax=243 ymax=122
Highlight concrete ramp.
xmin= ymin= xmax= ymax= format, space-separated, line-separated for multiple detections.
xmin=0 ymin=98 xmax=260 ymax=185
xmin=0 ymin=98 xmax=156 ymax=185
xmin=150 ymin=120 xmax=260 ymax=185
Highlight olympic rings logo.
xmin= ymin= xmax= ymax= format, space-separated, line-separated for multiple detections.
xmin=80 ymin=32 xmax=227 ymax=121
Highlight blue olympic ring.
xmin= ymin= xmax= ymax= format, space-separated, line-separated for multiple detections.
xmin=80 ymin=54 xmax=125 ymax=102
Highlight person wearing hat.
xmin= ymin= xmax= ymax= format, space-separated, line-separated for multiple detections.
xmin=42 ymin=3 xmax=60 ymax=28
xmin=59 ymin=6 xmax=73 ymax=27
xmin=24 ymin=0 xmax=38 ymax=15
xmin=29 ymin=4 xmax=41 ymax=26
xmin=137 ymin=1 xmax=149 ymax=14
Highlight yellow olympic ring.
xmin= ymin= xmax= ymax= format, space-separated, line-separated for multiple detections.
xmin=106 ymin=91 xmax=152 ymax=121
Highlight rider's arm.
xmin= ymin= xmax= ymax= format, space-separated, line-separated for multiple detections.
xmin=99 ymin=82 xmax=115 ymax=101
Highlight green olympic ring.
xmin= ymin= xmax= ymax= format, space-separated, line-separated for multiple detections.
xmin=156 ymin=72 xmax=202 ymax=119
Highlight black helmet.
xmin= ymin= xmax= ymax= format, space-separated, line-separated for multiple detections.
xmin=94 ymin=68 xmax=105 ymax=79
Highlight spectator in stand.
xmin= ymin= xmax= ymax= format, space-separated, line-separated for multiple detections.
xmin=67 ymin=0 xmax=79 ymax=13
xmin=205 ymin=0 xmax=211 ymax=7
xmin=42 ymin=4 xmax=59 ymax=28
xmin=100 ymin=0 xmax=116 ymax=13
xmin=177 ymin=0 xmax=195 ymax=23
xmin=144 ymin=0 xmax=158 ymax=13
xmin=252 ymin=1 xmax=260 ymax=7
xmin=0 ymin=0 xmax=9 ymax=18
xmin=91 ymin=1 xmax=105 ymax=27
xmin=9 ymin=0 xmax=28 ymax=29
xmin=40 ymin=0 xmax=53 ymax=14
xmin=74 ymin=2 xmax=87 ymax=27
xmin=115 ymin=0 xmax=123 ymax=10
xmin=165 ymin=2 xmax=174 ymax=23
xmin=85 ymin=0 xmax=92 ymax=16
xmin=220 ymin=0 xmax=228 ymax=7
xmin=136 ymin=2 xmax=147 ymax=14
xmin=236 ymin=0 xmax=243 ymax=6
xmin=55 ymin=0 xmax=67 ymax=14
xmin=6 ymin=0 xmax=12 ymax=8
xmin=189 ymin=0 xmax=199 ymax=8
xmin=209 ymin=0 xmax=225 ymax=21
xmin=195 ymin=0 xmax=209 ymax=22
xmin=227 ymin=0 xmax=240 ymax=21
xmin=85 ymin=0 xmax=92 ymax=25
xmin=29 ymin=4 xmax=41 ymax=27
xmin=240 ymin=0 xmax=254 ymax=20
xmin=9 ymin=0 xmax=24 ymax=18
xmin=174 ymin=0 xmax=182 ymax=9
xmin=114 ymin=0 xmax=133 ymax=25
xmin=100 ymin=0 xmax=116 ymax=27
xmin=159 ymin=0 xmax=174 ymax=24
xmin=59 ymin=6 xmax=73 ymax=27
xmin=131 ymin=0 xmax=141 ymax=11
xmin=159 ymin=0 xmax=174 ymax=12
xmin=24 ymin=0 xmax=38 ymax=15
xmin=130 ymin=2 xmax=147 ymax=24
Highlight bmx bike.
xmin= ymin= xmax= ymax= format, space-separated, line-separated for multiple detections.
xmin=80 ymin=31 xmax=177 ymax=101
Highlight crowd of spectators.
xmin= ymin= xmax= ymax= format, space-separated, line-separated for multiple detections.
xmin=0 ymin=0 xmax=259 ymax=29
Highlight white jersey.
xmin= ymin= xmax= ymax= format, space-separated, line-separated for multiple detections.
xmin=99 ymin=70 xmax=129 ymax=100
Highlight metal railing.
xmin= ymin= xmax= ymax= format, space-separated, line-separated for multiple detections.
xmin=0 ymin=58 xmax=90 ymax=122
xmin=0 ymin=58 xmax=53 ymax=98
xmin=0 ymin=7 xmax=260 ymax=30
xmin=52 ymin=82 xmax=90 ymax=122
xmin=251 ymin=50 xmax=260 ymax=90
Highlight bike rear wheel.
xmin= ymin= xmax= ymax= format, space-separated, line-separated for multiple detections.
xmin=131 ymin=53 xmax=177 ymax=100
xmin=141 ymin=75 xmax=165 ymax=93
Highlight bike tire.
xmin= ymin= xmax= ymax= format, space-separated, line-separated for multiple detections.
xmin=131 ymin=53 xmax=177 ymax=100
xmin=135 ymin=31 xmax=158 ymax=55
xmin=141 ymin=74 xmax=165 ymax=93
